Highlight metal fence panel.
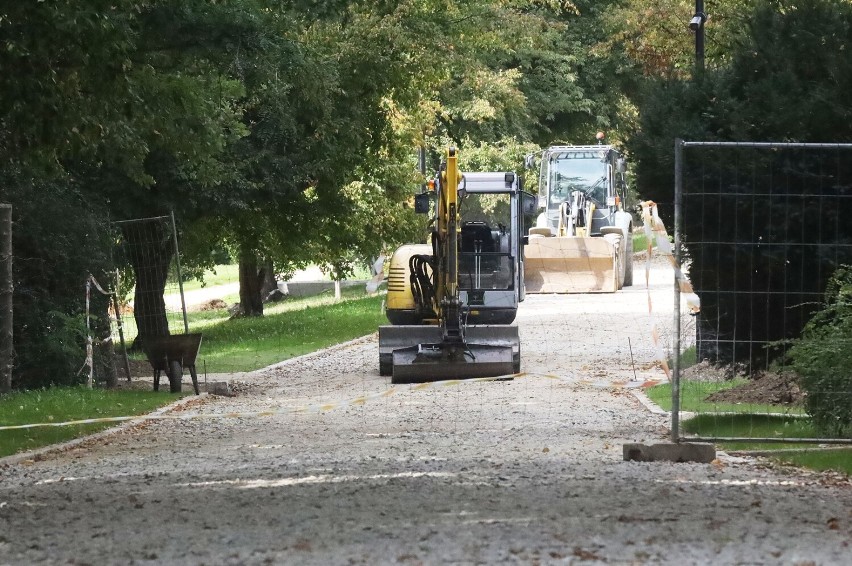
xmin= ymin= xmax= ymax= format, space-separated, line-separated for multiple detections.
xmin=674 ymin=140 xmax=852 ymax=444
xmin=112 ymin=215 xmax=189 ymax=369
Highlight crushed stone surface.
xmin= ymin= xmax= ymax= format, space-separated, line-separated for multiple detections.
xmin=1 ymin=259 xmax=850 ymax=565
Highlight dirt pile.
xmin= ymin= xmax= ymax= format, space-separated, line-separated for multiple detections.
xmin=705 ymin=371 xmax=805 ymax=406
xmin=680 ymin=360 xmax=736 ymax=382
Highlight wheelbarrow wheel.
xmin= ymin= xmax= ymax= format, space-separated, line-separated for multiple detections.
xmin=168 ymin=360 xmax=183 ymax=393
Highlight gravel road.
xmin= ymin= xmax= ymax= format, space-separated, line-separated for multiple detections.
xmin=1 ymin=257 xmax=850 ymax=565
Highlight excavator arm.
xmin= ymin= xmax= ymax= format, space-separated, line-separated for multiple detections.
xmin=436 ymin=148 xmax=464 ymax=346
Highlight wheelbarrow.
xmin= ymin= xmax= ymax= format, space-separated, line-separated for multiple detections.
xmin=143 ymin=333 xmax=203 ymax=394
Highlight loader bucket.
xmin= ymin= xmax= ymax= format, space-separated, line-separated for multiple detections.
xmin=378 ymin=325 xmax=520 ymax=384
xmin=524 ymin=236 xmax=617 ymax=293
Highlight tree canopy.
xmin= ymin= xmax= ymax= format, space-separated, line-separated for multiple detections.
xmin=626 ymin=0 xmax=852 ymax=369
xmin=5 ymin=0 xmax=852 ymax=387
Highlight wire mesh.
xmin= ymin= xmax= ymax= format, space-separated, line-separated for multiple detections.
xmin=112 ymin=215 xmax=188 ymax=361
xmin=674 ymin=141 xmax=852 ymax=444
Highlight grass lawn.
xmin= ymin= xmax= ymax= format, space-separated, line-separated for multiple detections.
xmin=178 ymin=263 xmax=240 ymax=292
xmin=192 ymin=291 xmax=386 ymax=373
xmin=121 ymin=285 xmax=386 ymax=370
xmin=646 ymin=380 xmax=805 ymax=415
xmin=3 ymin=288 xmax=387 ymax=458
xmin=0 ymin=387 xmax=188 ymax=458
xmin=771 ymin=448 xmax=852 ymax=475
xmin=646 ymin=382 xmax=850 ymax=476
xmin=633 ymin=232 xmax=652 ymax=253
xmin=174 ymin=263 xmax=374 ymax=293
xmin=682 ymin=414 xmax=821 ymax=446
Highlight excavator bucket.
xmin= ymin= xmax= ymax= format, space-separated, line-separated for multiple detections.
xmin=524 ymin=236 xmax=617 ymax=293
xmin=379 ymin=325 xmax=520 ymax=384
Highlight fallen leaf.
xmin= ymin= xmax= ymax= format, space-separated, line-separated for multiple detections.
xmin=573 ymin=547 xmax=601 ymax=561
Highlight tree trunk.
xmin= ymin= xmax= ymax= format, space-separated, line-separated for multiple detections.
xmin=120 ymin=219 xmax=174 ymax=351
xmin=238 ymin=246 xmax=265 ymax=316
xmin=260 ymin=257 xmax=277 ymax=299
xmin=1 ymin=204 xmax=12 ymax=393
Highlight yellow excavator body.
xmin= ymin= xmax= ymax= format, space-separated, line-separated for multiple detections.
xmin=378 ymin=148 xmax=525 ymax=383
xmin=384 ymin=244 xmax=432 ymax=325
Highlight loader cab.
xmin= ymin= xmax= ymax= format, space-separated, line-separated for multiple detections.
xmin=538 ymin=146 xmax=627 ymax=236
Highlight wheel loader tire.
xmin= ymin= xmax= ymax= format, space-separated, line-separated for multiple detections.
xmin=624 ymin=231 xmax=634 ymax=287
xmin=168 ymin=360 xmax=183 ymax=393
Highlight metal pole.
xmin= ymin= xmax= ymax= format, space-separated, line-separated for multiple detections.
xmin=419 ymin=139 xmax=428 ymax=196
xmin=113 ymin=270 xmax=133 ymax=382
xmin=672 ymin=139 xmax=684 ymax=442
xmin=170 ymin=211 xmax=189 ymax=334
xmin=696 ymin=0 xmax=705 ymax=73
xmin=85 ymin=277 xmax=93 ymax=389
xmin=0 ymin=204 xmax=12 ymax=393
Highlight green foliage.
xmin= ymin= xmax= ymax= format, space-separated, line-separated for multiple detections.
xmin=629 ymin=0 xmax=852 ymax=373
xmin=723 ymin=0 xmax=852 ymax=142
xmin=457 ymin=137 xmax=541 ymax=175
xmin=631 ymin=0 xmax=852 ymax=206
xmin=1 ymin=0 xmax=259 ymax=385
xmin=410 ymin=0 xmax=630 ymax=146
xmin=0 ymin=176 xmax=115 ymax=388
xmin=787 ymin=266 xmax=852 ymax=437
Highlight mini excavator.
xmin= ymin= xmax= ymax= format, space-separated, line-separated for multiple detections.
xmin=378 ymin=147 xmax=535 ymax=383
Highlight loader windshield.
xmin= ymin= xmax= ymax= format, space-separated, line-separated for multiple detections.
xmin=547 ymin=152 xmax=608 ymax=208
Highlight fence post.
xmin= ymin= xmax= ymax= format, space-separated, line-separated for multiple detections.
xmin=672 ymin=140 xmax=684 ymax=442
xmin=1 ymin=204 xmax=12 ymax=393
xmin=170 ymin=211 xmax=189 ymax=335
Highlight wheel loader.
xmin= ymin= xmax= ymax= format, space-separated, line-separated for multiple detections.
xmin=523 ymin=141 xmax=634 ymax=293
xmin=378 ymin=148 xmax=535 ymax=383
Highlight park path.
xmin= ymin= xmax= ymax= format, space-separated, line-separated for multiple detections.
xmin=0 ymin=256 xmax=850 ymax=564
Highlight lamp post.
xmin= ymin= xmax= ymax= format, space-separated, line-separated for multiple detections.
xmin=689 ymin=1 xmax=707 ymax=74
